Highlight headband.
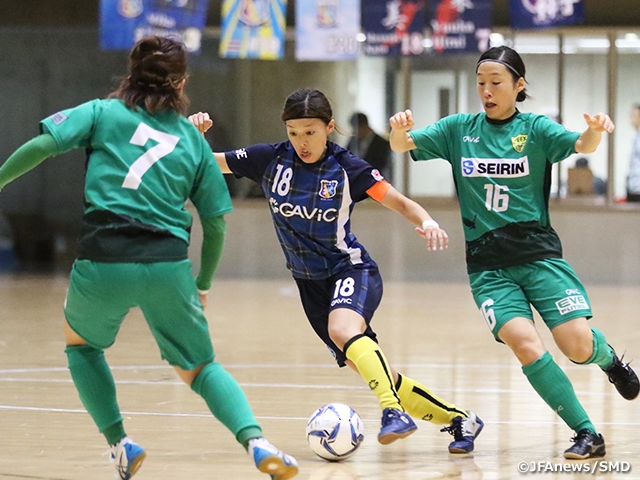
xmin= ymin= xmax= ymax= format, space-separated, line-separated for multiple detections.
xmin=476 ymin=59 xmax=523 ymax=79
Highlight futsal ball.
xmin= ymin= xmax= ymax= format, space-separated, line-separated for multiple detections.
xmin=306 ymin=403 xmax=364 ymax=461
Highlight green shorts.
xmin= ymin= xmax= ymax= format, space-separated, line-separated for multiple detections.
xmin=64 ymin=259 xmax=214 ymax=370
xmin=468 ymin=258 xmax=592 ymax=341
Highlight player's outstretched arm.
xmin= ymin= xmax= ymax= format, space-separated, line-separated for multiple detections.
xmin=575 ymin=112 xmax=615 ymax=154
xmin=389 ymin=109 xmax=417 ymax=153
xmin=188 ymin=112 xmax=232 ymax=174
xmin=0 ymin=134 xmax=59 ymax=191
xmin=375 ymin=184 xmax=448 ymax=251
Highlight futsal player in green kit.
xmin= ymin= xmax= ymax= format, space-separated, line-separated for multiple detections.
xmin=390 ymin=45 xmax=639 ymax=460
xmin=0 ymin=36 xmax=298 ymax=480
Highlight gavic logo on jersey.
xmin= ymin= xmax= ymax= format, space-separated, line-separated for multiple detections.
xmin=461 ymin=157 xmax=530 ymax=178
xmin=269 ymin=198 xmax=338 ymax=222
xmin=511 ymin=134 xmax=528 ymax=153
xmin=319 ymin=179 xmax=338 ymax=199
xmin=463 ymin=136 xmax=480 ymax=143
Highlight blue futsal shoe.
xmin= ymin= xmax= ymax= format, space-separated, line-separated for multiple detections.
xmin=377 ymin=408 xmax=418 ymax=445
xmin=110 ymin=436 xmax=146 ymax=480
xmin=248 ymin=438 xmax=299 ymax=480
xmin=441 ymin=411 xmax=484 ymax=453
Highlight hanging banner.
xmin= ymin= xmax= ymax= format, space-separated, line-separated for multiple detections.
xmin=429 ymin=0 xmax=492 ymax=54
xmin=361 ymin=0 xmax=426 ymax=56
xmin=219 ymin=0 xmax=287 ymax=59
xmin=295 ymin=0 xmax=360 ymax=61
xmin=100 ymin=0 xmax=210 ymax=52
xmin=509 ymin=0 xmax=585 ymax=29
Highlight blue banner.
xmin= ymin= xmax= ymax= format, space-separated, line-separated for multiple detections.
xmin=100 ymin=0 xmax=210 ymax=52
xmin=219 ymin=0 xmax=287 ymax=59
xmin=295 ymin=0 xmax=360 ymax=61
xmin=429 ymin=0 xmax=492 ymax=54
xmin=509 ymin=0 xmax=585 ymax=29
xmin=362 ymin=0 xmax=426 ymax=56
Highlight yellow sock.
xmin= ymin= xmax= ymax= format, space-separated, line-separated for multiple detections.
xmin=344 ymin=335 xmax=402 ymax=411
xmin=395 ymin=373 xmax=467 ymax=425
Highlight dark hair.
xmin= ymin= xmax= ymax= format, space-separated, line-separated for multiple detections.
xmin=109 ymin=36 xmax=189 ymax=115
xmin=477 ymin=46 xmax=529 ymax=102
xmin=281 ymin=88 xmax=333 ymax=124
xmin=350 ymin=112 xmax=369 ymax=128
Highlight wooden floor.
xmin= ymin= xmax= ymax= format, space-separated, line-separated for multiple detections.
xmin=0 ymin=275 xmax=638 ymax=480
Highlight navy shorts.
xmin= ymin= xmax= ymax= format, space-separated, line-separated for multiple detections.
xmin=295 ymin=265 xmax=382 ymax=367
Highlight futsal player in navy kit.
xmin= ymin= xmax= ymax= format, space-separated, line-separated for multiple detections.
xmin=189 ymin=88 xmax=484 ymax=453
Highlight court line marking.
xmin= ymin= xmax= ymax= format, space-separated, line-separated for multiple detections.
xmin=0 ymin=361 xmax=602 ymax=374
xmin=1 ymin=405 xmax=638 ymax=426
xmin=0 ymin=377 xmax=623 ymax=398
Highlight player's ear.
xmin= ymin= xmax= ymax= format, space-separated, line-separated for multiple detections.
xmin=327 ymin=119 xmax=336 ymax=135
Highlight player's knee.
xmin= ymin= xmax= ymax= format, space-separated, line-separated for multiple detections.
xmin=560 ymin=342 xmax=593 ymax=364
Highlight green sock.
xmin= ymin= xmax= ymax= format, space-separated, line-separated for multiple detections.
xmin=522 ymin=351 xmax=595 ymax=433
xmin=238 ymin=427 xmax=265 ymax=450
xmin=581 ymin=328 xmax=615 ymax=369
xmin=65 ymin=345 xmax=125 ymax=445
xmin=191 ymin=362 xmax=262 ymax=444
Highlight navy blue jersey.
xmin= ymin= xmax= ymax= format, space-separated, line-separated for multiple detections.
xmin=226 ymin=141 xmax=384 ymax=279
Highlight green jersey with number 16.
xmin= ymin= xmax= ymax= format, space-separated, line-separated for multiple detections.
xmin=41 ymin=99 xmax=231 ymax=262
xmin=409 ymin=111 xmax=580 ymax=273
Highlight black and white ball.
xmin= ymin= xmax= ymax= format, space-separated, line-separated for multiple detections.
xmin=306 ymin=403 xmax=364 ymax=461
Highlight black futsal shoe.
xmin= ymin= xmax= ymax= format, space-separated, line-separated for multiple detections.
xmin=604 ymin=349 xmax=640 ymax=400
xmin=564 ymin=430 xmax=606 ymax=460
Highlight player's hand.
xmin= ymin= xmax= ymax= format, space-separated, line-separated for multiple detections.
xmin=389 ymin=109 xmax=415 ymax=131
xmin=199 ymin=291 xmax=209 ymax=309
xmin=189 ymin=112 xmax=213 ymax=134
xmin=415 ymin=225 xmax=449 ymax=251
xmin=584 ymin=112 xmax=615 ymax=134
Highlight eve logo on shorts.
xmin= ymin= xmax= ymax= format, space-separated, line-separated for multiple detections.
xmin=556 ymin=295 xmax=589 ymax=315
xmin=461 ymin=156 xmax=530 ymax=178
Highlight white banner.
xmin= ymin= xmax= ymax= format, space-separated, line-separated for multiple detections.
xmin=295 ymin=0 xmax=360 ymax=61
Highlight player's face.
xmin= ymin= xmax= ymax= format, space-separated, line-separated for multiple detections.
xmin=285 ymin=118 xmax=335 ymax=164
xmin=476 ymin=62 xmax=525 ymax=121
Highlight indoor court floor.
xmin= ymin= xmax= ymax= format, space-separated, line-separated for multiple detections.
xmin=0 ymin=275 xmax=638 ymax=480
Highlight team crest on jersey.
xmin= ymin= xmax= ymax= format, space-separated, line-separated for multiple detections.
xmin=511 ymin=134 xmax=528 ymax=153
xmin=319 ymin=179 xmax=338 ymax=199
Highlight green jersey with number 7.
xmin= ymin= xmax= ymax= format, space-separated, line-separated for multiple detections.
xmin=41 ymin=99 xmax=231 ymax=262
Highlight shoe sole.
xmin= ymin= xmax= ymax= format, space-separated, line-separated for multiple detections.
xmin=257 ymin=456 xmax=299 ymax=480
xmin=377 ymin=425 xmax=417 ymax=445
xmin=126 ymin=452 xmax=147 ymax=479
xmin=618 ymin=383 xmax=640 ymax=401
xmin=564 ymin=449 xmax=606 ymax=460
xmin=448 ymin=420 xmax=484 ymax=454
